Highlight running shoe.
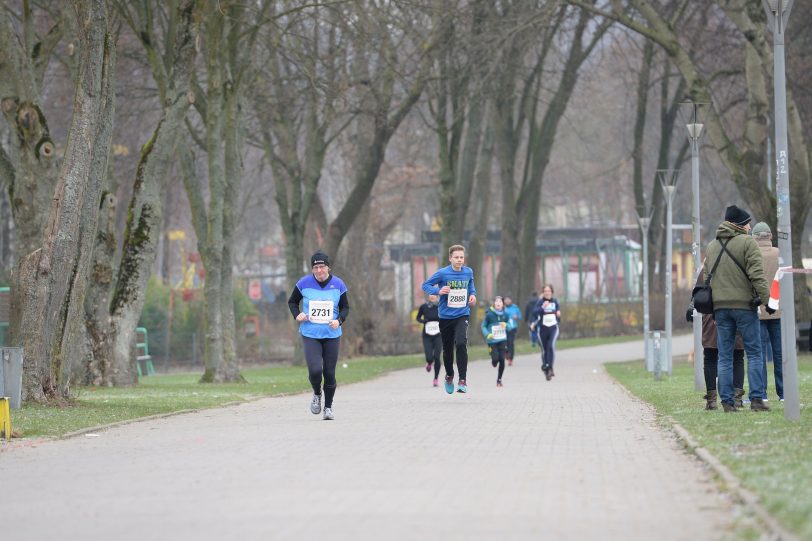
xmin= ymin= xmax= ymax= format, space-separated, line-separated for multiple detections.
xmin=433 ymin=378 xmax=439 ymax=387
xmin=457 ymin=379 xmax=468 ymax=393
xmin=496 ymin=380 xmax=503 ymax=387
xmin=425 ymin=362 xmax=432 ymax=372
xmin=323 ymin=407 xmax=335 ymax=420
xmin=444 ymin=376 xmax=454 ymax=394
xmin=310 ymin=393 xmax=322 ymax=414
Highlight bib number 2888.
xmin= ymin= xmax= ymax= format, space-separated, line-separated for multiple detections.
xmin=447 ymin=288 xmax=467 ymax=308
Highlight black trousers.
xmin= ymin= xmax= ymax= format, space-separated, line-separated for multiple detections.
xmin=506 ymin=329 xmax=517 ymax=360
xmin=490 ymin=342 xmax=506 ymax=381
xmin=439 ymin=316 xmax=469 ymax=380
xmin=422 ymin=333 xmax=442 ymax=378
xmin=703 ymin=347 xmax=744 ymax=391
xmin=539 ymin=325 xmax=559 ymax=368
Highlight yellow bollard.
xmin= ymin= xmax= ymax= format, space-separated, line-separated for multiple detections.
xmin=0 ymin=397 xmax=11 ymax=440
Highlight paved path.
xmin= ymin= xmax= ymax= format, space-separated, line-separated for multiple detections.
xmin=1 ymin=335 xmax=736 ymax=540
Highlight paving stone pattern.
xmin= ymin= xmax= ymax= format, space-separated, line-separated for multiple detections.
xmin=0 ymin=335 xmax=735 ymax=540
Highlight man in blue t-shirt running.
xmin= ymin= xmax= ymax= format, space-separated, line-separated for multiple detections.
xmin=422 ymin=244 xmax=477 ymax=394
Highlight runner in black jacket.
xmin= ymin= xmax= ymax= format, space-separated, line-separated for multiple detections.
xmin=416 ymin=294 xmax=442 ymax=386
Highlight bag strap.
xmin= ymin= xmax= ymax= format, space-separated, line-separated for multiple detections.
xmin=706 ymin=238 xmax=731 ymax=285
xmin=719 ymin=238 xmax=748 ymax=279
xmin=719 ymin=237 xmax=758 ymax=295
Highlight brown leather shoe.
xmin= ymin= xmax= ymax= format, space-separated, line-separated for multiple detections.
xmin=750 ymin=398 xmax=770 ymax=411
xmin=733 ymin=388 xmax=745 ymax=409
xmin=703 ymin=390 xmax=718 ymax=410
xmin=721 ymin=402 xmax=737 ymax=412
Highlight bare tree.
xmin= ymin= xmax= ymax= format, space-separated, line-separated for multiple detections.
xmin=8 ymin=0 xmax=116 ymax=402
xmin=321 ymin=1 xmax=440 ymax=259
xmin=185 ymin=0 xmax=269 ymax=382
xmin=83 ymin=0 xmax=198 ymax=386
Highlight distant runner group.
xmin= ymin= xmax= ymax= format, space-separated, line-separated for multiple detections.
xmin=287 ymin=244 xmax=562 ymax=419
xmin=420 ymin=244 xmax=561 ymax=392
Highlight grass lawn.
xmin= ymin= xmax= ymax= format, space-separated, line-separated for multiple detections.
xmin=605 ymin=355 xmax=812 ymax=540
xmin=11 ymin=334 xmax=639 ymax=439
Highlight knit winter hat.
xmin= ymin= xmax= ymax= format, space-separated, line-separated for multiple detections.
xmin=724 ymin=205 xmax=751 ymax=227
xmin=311 ymin=251 xmax=330 ymax=267
xmin=752 ymin=222 xmax=772 ymax=238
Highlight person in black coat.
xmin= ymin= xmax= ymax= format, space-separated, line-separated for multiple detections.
xmin=416 ymin=294 xmax=442 ymax=386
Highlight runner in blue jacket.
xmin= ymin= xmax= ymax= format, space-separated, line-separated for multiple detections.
xmin=481 ymin=296 xmax=509 ymax=387
xmin=288 ymin=251 xmax=349 ymax=420
xmin=421 ymin=244 xmax=477 ymax=394
xmin=503 ymin=296 xmax=522 ymax=366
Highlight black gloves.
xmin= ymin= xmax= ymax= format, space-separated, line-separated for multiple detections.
xmin=686 ymin=308 xmax=694 ymax=323
xmin=766 ymin=306 xmax=776 ymax=315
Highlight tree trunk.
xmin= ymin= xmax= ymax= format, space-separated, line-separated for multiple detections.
xmin=84 ymin=192 xmax=117 ymax=385
xmin=216 ymin=88 xmax=245 ymax=383
xmin=10 ymin=0 xmax=115 ymax=403
xmin=467 ymin=119 xmax=494 ymax=339
xmin=0 ymin=12 xmax=59 ymax=261
xmin=86 ymin=0 xmax=197 ymax=386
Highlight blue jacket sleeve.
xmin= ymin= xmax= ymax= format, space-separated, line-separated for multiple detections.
xmin=422 ymin=269 xmax=443 ymax=296
xmin=481 ymin=312 xmax=492 ymax=338
xmin=468 ymin=273 xmax=477 ymax=297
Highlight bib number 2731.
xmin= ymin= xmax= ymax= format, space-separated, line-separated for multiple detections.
xmin=308 ymin=300 xmax=333 ymax=324
xmin=447 ymin=288 xmax=467 ymax=308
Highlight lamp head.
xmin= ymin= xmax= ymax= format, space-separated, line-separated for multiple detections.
xmin=686 ymin=123 xmax=704 ymax=140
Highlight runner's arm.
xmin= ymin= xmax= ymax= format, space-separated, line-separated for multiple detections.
xmin=337 ymin=292 xmax=349 ymax=324
xmin=287 ymin=287 xmax=303 ymax=319
xmin=421 ymin=269 xmax=443 ymax=295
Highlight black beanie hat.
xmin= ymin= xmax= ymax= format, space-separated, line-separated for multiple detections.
xmin=724 ymin=205 xmax=751 ymax=227
xmin=311 ymin=251 xmax=329 ymax=267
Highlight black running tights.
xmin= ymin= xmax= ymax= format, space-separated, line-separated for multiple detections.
xmin=302 ymin=336 xmax=340 ymax=408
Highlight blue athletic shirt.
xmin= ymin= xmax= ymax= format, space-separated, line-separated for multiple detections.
xmin=293 ymin=274 xmax=348 ymax=339
xmin=421 ymin=265 xmax=476 ymax=319
xmin=504 ymin=303 xmax=522 ymax=331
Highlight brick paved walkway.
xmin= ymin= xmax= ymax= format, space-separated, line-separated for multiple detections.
xmin=0 ymin=335 xmax=735 ymax=540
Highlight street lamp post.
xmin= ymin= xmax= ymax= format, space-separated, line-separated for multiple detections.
xmin=685 ymin=103 xmax=706 ymax=392
xmin=636 ymin=201 xmax=653 ymax=371
xmin=658 ymin=169 xmax=679 ymax=377
xmin=763 ymin=0 xmax=800 ymax=421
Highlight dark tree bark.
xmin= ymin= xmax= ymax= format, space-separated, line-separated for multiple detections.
xmin=83 ymin=0 xmax=197 ymax=386
xmin=10 ymin=0 xmax=116 ymax=403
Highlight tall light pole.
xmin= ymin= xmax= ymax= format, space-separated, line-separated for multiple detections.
xmin=658 ymin=169 xmax=679 ymax=377
xmin=636 ymin=199 xmax=653 ymax=371
xmin=684 ymin=102 xmax=706 ymax=392
xmin=763 ymin=0 xmax=800 ymax=421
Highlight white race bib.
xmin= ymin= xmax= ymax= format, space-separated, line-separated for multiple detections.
xmin=491 ymin=325 xmax=506 ymax=340
xmin=447 ymin=288 xmax=467 ymax=308
xmin=308 ymin=300 xmax=334 ymax=324
xmin=425 ymin=321 xmax=440 ymax=335
xmin=542 ymin=314 xmax=557 ymax=327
